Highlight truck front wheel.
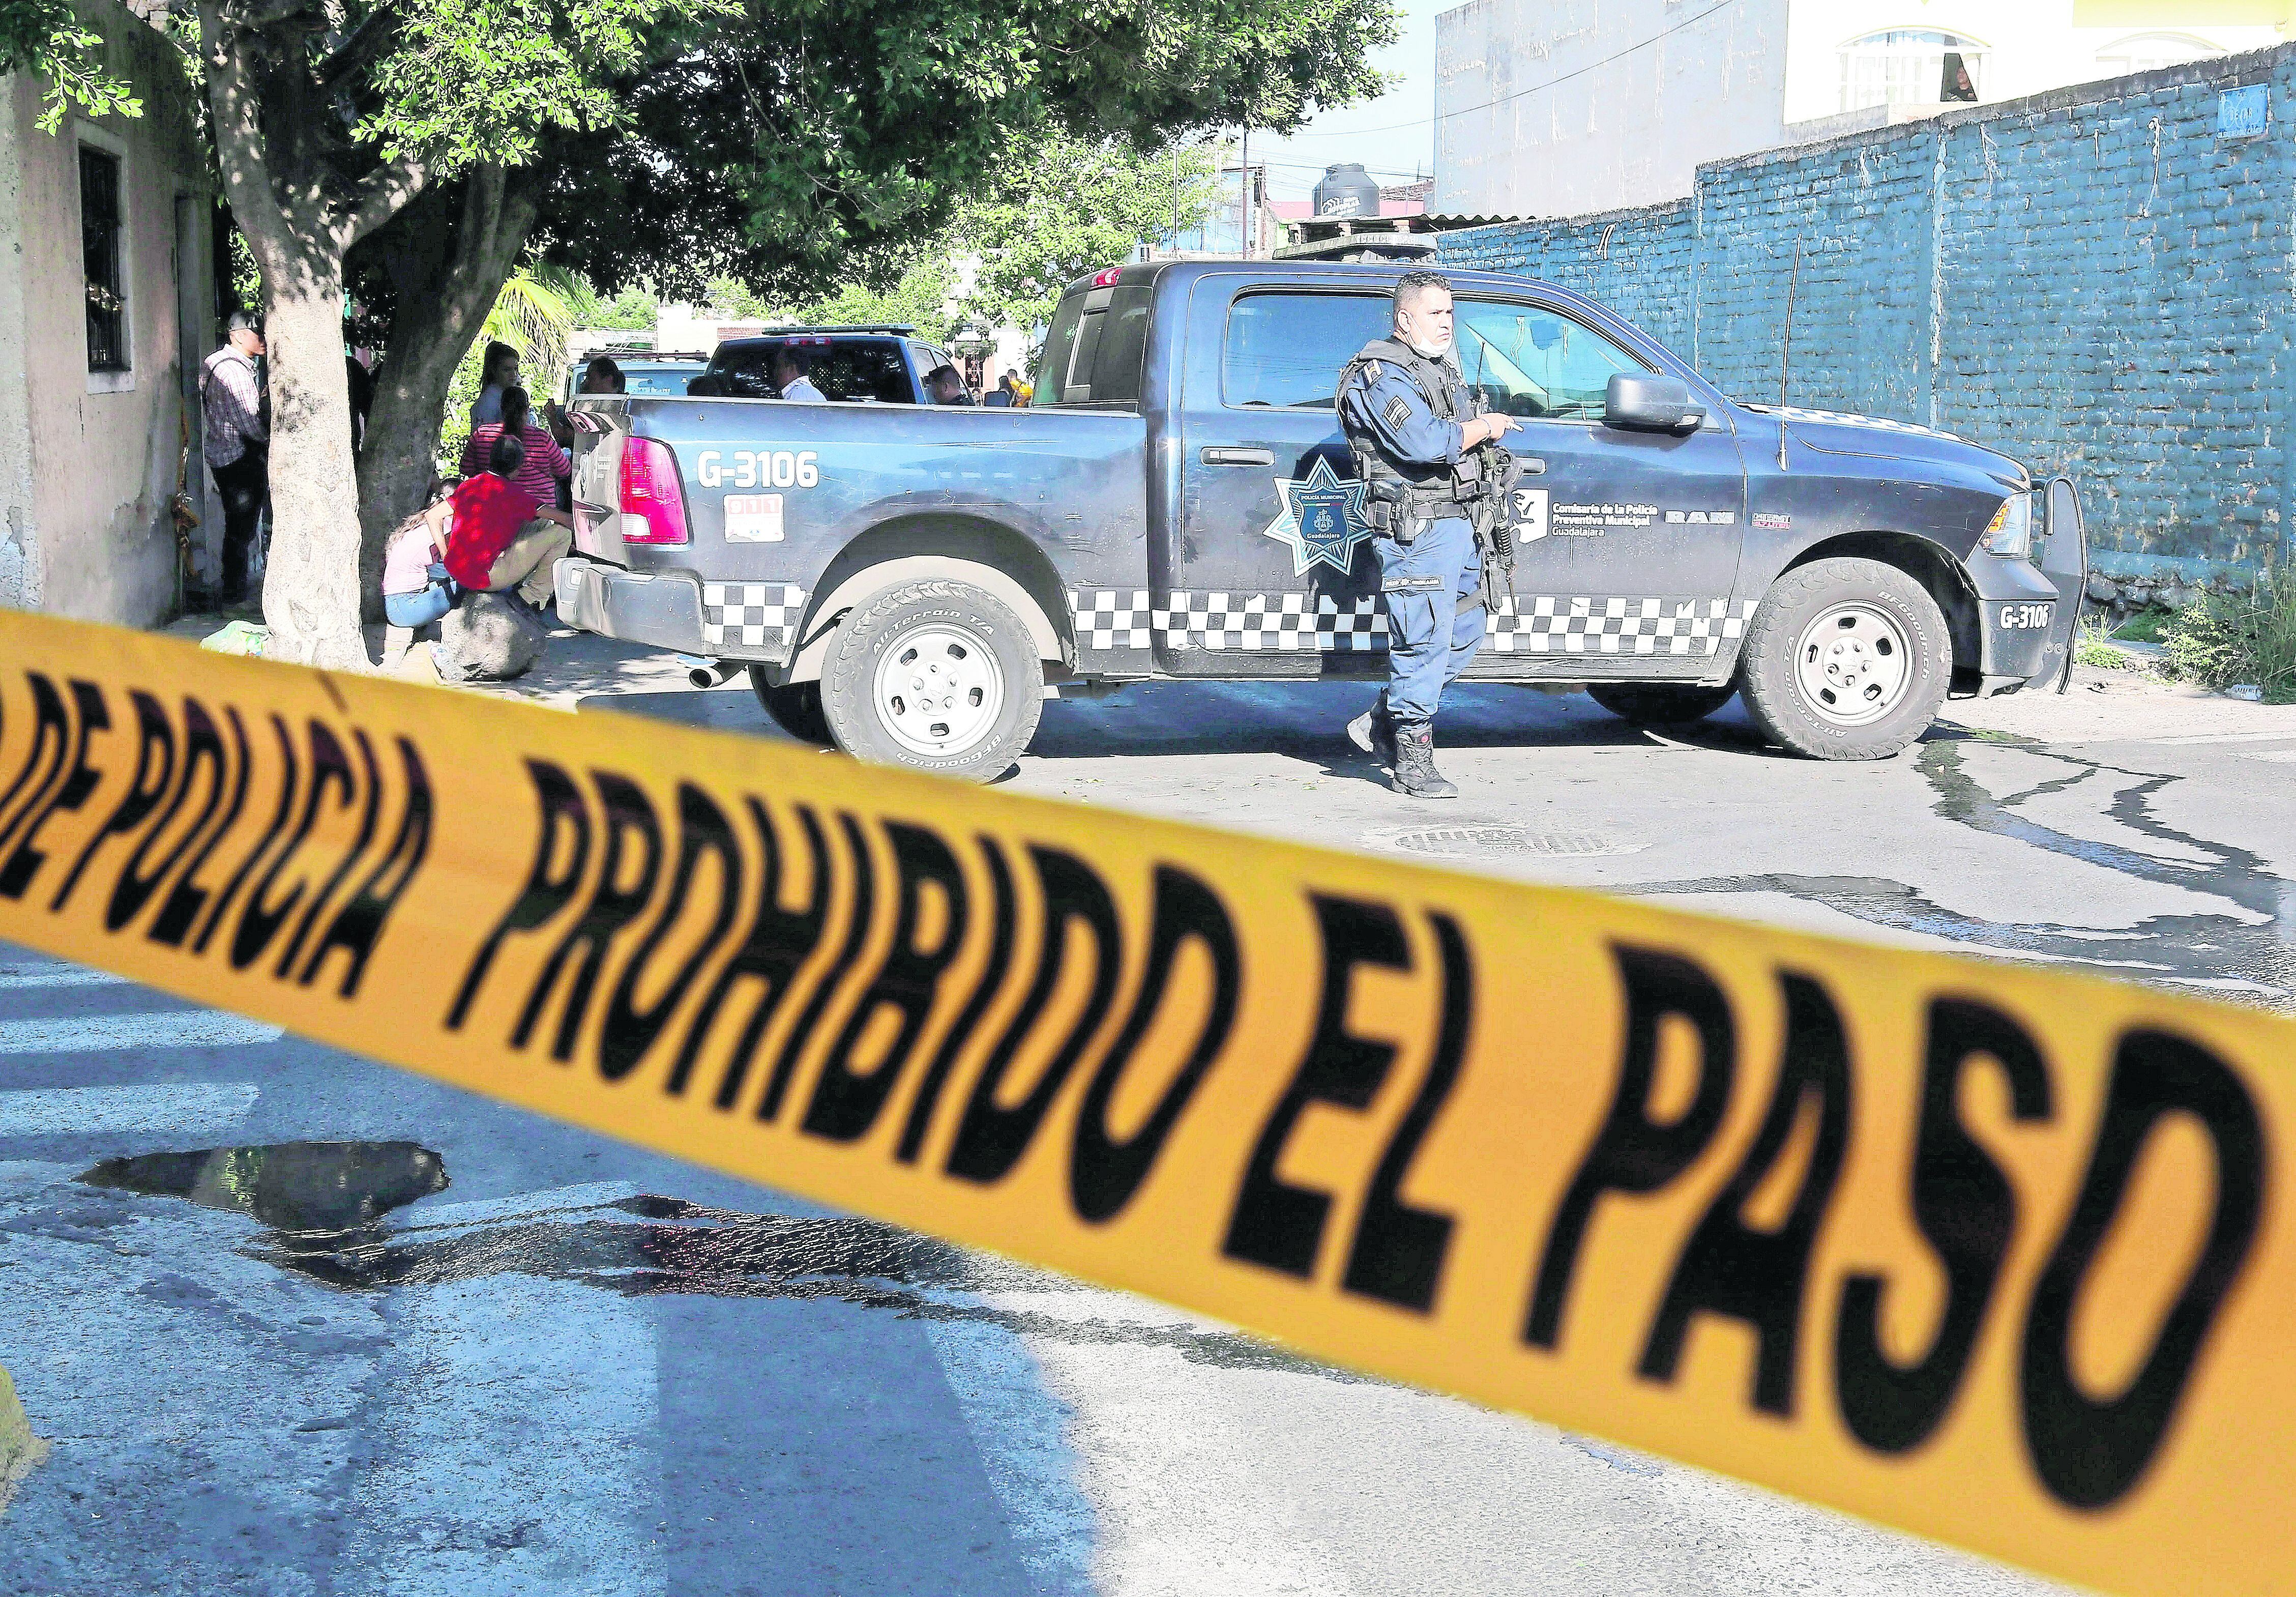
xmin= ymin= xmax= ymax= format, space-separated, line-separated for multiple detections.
xmin=818 ymin=577 xmax=1044 ymax=780
xmin=1738 ymin=557 xmax=1951 ymax=760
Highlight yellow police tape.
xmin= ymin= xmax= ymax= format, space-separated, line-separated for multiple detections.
xmin=0 ymin=606 xmax=2287 ymax=1592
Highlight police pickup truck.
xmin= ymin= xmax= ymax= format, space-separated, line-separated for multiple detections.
xmin=555 ymin=261 xmax=2084 ymax=780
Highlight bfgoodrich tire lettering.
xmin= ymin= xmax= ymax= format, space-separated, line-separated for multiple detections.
xmin=818 ymin=578 xmax=1044 ymax=780
xmin=1739 ymin=557 xmax=1951 ymax=760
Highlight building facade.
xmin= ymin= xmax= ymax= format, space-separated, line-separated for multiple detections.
xmin=1436 ymin=0 xmax=2284 ymax=218
xmin=1 ymin=0 xmax=215 ymax=626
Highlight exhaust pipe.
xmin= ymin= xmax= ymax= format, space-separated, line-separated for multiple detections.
xmin=679 ymin=656 xmax=743 ymax=690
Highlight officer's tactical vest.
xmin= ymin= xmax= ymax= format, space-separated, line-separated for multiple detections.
xmin=1338 ymin=337 xmax=1484 ymax=521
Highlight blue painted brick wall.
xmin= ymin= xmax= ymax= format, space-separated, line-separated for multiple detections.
xmin=1438 ymin=46 xmax=2296 ymax=576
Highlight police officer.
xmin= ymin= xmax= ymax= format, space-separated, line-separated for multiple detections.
xmin=1338 ymin=271 xmax=1520 ymax=797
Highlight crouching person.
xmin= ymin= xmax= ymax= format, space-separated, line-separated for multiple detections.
xmin=378 ymin=481 xmax=459 ymax=669
xmin=445 ymin=432 xmax=570 ymax=610
xmin=433 ymin=433 xmax=568 ymax=681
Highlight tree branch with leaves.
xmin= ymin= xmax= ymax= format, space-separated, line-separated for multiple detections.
xmin=1 ymin=0 xmax=142 ymax=131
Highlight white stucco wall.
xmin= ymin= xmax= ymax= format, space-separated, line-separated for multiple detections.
xmin=1434 ymin=0 xmax=1793 ymax=219
xmin=0 ymin=0 xmax=213 ymax=627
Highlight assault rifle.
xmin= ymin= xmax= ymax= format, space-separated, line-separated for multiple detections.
xmin=1466 ymin=441 xmax=1528 ymax=617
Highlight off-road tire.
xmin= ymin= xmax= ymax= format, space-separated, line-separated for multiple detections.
xmin=818 ymin=577 xmax=1043 ymax=780
xmin=749 ymin=669 xmax=832 ymax=745
xmin=1587 ymin=682 xmax=1738 ymax=726
xmin=1738 ymin=556 xmax=1951 ymax=760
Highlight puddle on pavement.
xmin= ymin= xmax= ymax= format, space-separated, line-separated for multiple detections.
xmin=1628 ymin=730 xmax=2296 ymax=1009
xmin=76 ymin=1142 xmax=448 ymax=1243
xmin=71 ymin=1157 xmax=1346 ymax=1382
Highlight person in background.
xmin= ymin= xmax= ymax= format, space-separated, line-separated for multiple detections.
xmin=459 ymin=386 xmax=570 ymax=515
xmin=770 ymin=346 xmax=823 ymax=402
xmin=546 ymin=356 xmax=624 ymax=447
xmin=470 ymin=341 xmax=519 ymax=428
xmin=582 ymin=355 xmax=626 ymax=395
xmin=442 ymin=432 xmax=571 ymax=609
xmin=1010 ymin=372 xmax=1034 ymax=407
xmin=345 ymin=346 xmax=375 ymax=453
xmin=923 ymin=364 xmax=971 ymax=405
xmin=983 ymin=371 xmax=1017 ymax=408
xmin=200 ymin=310 xmax=269 ymax=606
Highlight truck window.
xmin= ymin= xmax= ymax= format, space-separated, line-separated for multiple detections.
xmin=1037 ymin=295 xmax=1086 ymax=401
xmin=1049 ymin=284 xmax=1153 ymax=406
xmin=1222 ymin=292 xmax=1389 ymax=409
xmin=710 ymin=339 xmax=916 ymax=402
xmin=1456 ymin=301 xmax=1647 ymax=422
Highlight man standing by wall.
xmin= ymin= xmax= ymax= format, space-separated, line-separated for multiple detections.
xmin=1337 ymin=272 xmax=1519 ymax=798
xmin=201 ymin=311 xmax=268 ymax=605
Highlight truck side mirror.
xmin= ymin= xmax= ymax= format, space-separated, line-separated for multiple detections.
xmin=1604 ymin=373 xmax=1705 ymax=432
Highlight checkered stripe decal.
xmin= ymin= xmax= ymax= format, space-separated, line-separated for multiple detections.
xmin=1069 ymin=591 xmax=1754 ymax=656
xmin=1070 ymin=591 xmax=1391 ymax=652
xmin=1485 ymin=597 xmax=1761 ymax=656
xmin=702 ymin=582 xmax=807 ymax=651
xmin=1070 ymin=590 xmax=1156 ymax=651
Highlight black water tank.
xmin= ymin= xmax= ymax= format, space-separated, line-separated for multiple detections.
xmin=1313 ymin=163 xmax=1381 ymax=219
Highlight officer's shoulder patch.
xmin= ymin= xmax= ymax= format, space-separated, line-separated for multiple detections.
xmin=1364 ymin=360 xmax=1384 ymax=383
xmin=1382 ymin=394 xmax=1412 ymax=428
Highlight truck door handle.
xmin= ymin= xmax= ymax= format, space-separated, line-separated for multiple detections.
xmin=1517 ymin=457 xmax=1547 ymax=475
xmin=1201 ymin=447 xmax=1275 ymax=467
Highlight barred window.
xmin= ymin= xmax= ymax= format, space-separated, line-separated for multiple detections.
xmin=80 ymin=147 xmax=128 ymax=373
xmin=1838 ymin=30 xmax=1987 ymax=113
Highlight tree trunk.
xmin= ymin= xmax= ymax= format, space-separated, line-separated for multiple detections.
xmin=196 ymin=0 xmax=430 ymax=667
xmin=354 ymin=169 xmax=540 ymax=616
xmin=254 ymin=257 xmax=366 ymax=669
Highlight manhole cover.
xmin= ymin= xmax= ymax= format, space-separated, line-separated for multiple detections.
xmin=1366 ymin=825 xmax=1644 ymax=859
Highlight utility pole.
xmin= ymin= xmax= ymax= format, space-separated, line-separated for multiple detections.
xmin=1240 ymin=126 xmax=1252 ymax=258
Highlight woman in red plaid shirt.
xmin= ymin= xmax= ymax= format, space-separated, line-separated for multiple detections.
xmin=458 ymin=386 xmax=569 ymax=515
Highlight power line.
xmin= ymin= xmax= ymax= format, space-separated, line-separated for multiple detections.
xmin=1447 ymin=0 xmax=1743 ymax=120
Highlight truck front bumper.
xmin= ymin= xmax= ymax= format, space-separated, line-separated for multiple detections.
xmin=555 ymin=557 xmax=712 ymax=657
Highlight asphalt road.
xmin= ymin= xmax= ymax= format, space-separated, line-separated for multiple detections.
xmin=9 ymin=638 xmax=2292 ymax=1596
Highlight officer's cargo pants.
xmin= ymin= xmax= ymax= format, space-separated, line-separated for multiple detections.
xmin=1375 ymin=514 xmax=1484 ymax=723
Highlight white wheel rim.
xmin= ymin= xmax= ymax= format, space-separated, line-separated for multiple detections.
xmin=1793 ymin=602 xmax=1912 ymax=728
xmin=873 ymin=623 xmax=1006 ymax=757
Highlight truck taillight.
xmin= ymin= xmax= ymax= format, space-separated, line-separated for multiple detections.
xmin=619 ymin=435 xmax=689 ymax=546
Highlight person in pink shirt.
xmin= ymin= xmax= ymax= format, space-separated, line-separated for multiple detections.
xmin=458 ymin=386 xmax=568 ymax=513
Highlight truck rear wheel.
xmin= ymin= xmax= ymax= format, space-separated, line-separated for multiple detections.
xmin=1587 ymin=683 xmax=1738 ymax=726
xmin=818 ymin=577 xmax=1043 ymax=780
xmin=1738 ymin=557 xmax=1951 ymax=760
xmin=749 ymin=669 xmax=832 ymax=745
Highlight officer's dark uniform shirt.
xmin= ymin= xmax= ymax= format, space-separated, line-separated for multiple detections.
xmin=1338 ymin=346 xmax=1469 ymax=483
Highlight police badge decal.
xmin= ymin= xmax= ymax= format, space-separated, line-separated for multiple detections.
xmin=1262 ymin=455 xmax=1371 ymax=575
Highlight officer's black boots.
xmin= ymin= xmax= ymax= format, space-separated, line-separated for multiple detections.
xmin=1390 ymin=722 xmax=1458 ymax=799
xmin=1347 ymin=695 xmax=1399 ymax=768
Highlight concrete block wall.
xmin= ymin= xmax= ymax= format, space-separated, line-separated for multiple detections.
xmin=1439 ymin=46 xmax=2296 ymax=580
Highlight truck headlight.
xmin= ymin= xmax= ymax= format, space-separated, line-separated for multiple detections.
xmin=1982 ymin=491 xmax=2035 ymax=558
